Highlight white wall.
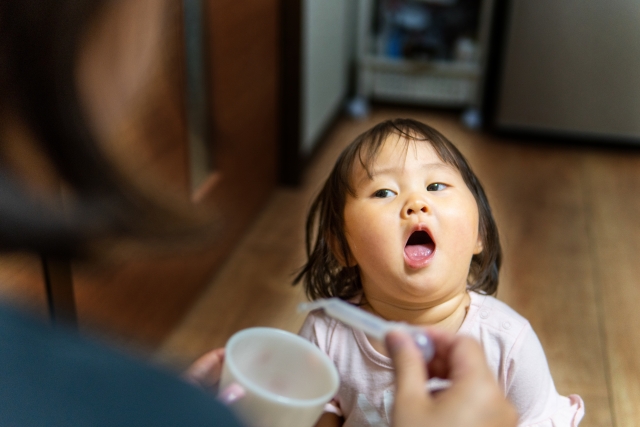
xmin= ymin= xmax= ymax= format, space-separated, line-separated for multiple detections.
xmin=301 ymin=0 xmax=357 ymax=155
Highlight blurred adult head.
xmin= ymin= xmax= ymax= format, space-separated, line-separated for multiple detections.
xmin=0 ymin=0 xmax=197 ymax=257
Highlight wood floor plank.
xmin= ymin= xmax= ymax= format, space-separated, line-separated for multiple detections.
xmin=583 ymin=150 xmax=640 ymax=427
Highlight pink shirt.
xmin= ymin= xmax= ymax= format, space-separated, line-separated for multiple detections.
xmin=299 ymin=291 xmax=584 ymax=427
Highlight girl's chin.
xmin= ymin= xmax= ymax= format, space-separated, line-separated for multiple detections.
xmin=392 ymin=283 xmax=443 ymax=301
xmin=395 ymin=278 xmax=465 ymax=301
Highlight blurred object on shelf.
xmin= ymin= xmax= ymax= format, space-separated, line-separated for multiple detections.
xmin=454 ymin=37 xmax=478 ymax=62
xmin=377 ymin=0 xmax=481 ymax=61
xmin=354 ymin=0 xmax=493 ymax=112
xmin=413 ymin=0 xmax=457 ymax=4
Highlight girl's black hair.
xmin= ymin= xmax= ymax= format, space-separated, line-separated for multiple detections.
xmin=294 ymin=118 xmax=502 ymax=300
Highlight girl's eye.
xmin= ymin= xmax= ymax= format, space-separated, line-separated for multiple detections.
xmin=373 ymin=189 xmax=395 ymax=198
xmin=427 ymin=183 xmax=447 ymax=191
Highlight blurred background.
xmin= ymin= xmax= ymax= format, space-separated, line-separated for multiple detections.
xmin=1 ymin=1 xmax=639 ymax=426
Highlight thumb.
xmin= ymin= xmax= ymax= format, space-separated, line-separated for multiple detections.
xmin=183 ymin=348 xmax=225 ymax=390
xmin=386 ymin=330 xmax=431 ymax=403
xmin=448 ymin=336 xmax=492 ymax=383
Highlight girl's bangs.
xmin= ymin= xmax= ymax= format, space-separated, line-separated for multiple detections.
xmin=352 ymin=124 xmax=462 ymax=183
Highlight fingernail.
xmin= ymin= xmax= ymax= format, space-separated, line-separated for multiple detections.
xmin=409 ymin=331 xmax=435 ymax=362
xmin=385 ymin=331 xmax=405 ymax=356
xmin=217 ymin=383 xmax=245 ymax=405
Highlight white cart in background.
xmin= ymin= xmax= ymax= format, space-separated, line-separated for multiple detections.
xmin=349 ymin=0 xmax=495 ymax=124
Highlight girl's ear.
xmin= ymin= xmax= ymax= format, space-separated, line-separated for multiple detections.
xmin=327 ymin=232 xmax=356 ymax=267
xmin=473 ymin=235 xmax=484 ymax=255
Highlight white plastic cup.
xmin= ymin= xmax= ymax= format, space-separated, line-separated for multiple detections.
xmin=218 ymin=327 xmax=339 ymax=427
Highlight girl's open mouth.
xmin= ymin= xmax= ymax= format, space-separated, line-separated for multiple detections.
xmin=404 ymin=230 xmax=435 ymax=267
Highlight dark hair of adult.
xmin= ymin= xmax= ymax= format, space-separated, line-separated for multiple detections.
xmin=0 ymin=0 xmax=194 ymax=257
xmin=294 ymin=118 xmax=502 ymax=300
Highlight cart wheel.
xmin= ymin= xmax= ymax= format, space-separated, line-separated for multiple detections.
xmin=462 ymin=108 xmax=482 ymax=130
xmin=345 ymin=96 xmax=370 ymax=119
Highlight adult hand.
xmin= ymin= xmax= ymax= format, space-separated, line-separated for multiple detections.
xmin=182 ymin=347 xmax=225 ymax=393
xmin=386 ymin=329 xmax=518 ymax=427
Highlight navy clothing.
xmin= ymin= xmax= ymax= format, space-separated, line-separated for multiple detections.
xmin=0 ymin=304 xmax=243 ymax=426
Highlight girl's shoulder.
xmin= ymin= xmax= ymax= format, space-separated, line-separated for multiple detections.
xmin=299 ymin=296 xmax=364 ymax=338
xmin=464 ymin=292 xmax=545 ymax=386
xmin=464 ymin=291 xmax=532 ymax=339
xmin=300 ymin=308 xmax=341 ymax=331
xmin=298 ymin=307 xmax=353 ymax=351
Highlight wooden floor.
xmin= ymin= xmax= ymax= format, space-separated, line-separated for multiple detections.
xmin=157 ymin=107 xmax=640 ymax=427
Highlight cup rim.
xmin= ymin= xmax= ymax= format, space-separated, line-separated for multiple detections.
xmin=224 ymin=327 xmax=339 ymax=407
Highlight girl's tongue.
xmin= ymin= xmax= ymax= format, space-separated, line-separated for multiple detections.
xmin=404 ymin=230 xmax=435 ymax=263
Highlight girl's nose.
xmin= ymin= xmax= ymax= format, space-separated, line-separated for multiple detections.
xmin=402 ymin=196 xmax=429 ymax=218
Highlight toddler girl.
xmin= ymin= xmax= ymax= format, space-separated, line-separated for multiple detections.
xmin=296 ymin=118 xmax=584 ymax=427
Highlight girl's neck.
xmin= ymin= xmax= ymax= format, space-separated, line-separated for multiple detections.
xmin=362 ymin=291 xmax=471 ymax=334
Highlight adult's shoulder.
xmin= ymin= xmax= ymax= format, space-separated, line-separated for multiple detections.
xmin=0 ymin=304 xmax=243 ymax=427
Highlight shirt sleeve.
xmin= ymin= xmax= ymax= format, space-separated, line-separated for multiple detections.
xmin=298 ymin=311 xmax=344 ymax=417
xmin=298 ymin=311 xmax=323 ymax=347
xmin=505 ymin=324 xmax=585 ymax=427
